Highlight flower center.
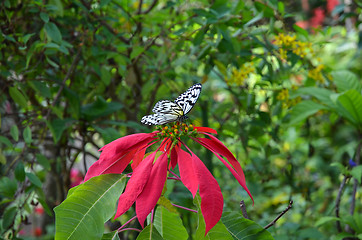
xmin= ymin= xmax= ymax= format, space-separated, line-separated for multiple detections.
xmin=155 ymin=122 xmax=198 ymax=141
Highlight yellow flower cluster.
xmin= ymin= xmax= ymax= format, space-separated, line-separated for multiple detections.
xmin=227 ymin=62 xmax=255 ymax=86
xmin=308 ymin=64 xmax=325 ymax=83
xmin=275 ymin=33 xmax=313 ymax=59
xmin=277 ymin=88 xmax=302 ymax=108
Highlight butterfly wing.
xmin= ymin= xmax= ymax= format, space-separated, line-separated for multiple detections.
xmin=174 ymin=83 xmax=202 ymax=115
xmin=141 ymin=113 xmax=178 ymax=125
xmin=142 ymin=100 xmax=183 ymax=125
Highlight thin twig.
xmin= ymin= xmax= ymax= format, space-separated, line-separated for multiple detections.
xmin=118 ymin=228 xmax=142 ymax=233
xmin=117 ymin=215 xmax=137 ymax=232
xmin=240 ymin=200 xmax=249 ymax=219
xmin=349 ymin=141 xmax=361 ymax=215
xmin=142 ymin=0 xmax=158 ymax=14
xmin=335 ymin=175 xmax=348 ymax=232
xmin=264 ymin=200 xmax=293 ymax=229
xmin=172 ymin=203 xmax=198 ymax=213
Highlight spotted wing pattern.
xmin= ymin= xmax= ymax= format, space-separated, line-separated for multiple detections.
xmin=141 ymin=84 xmax=202 ymax=126
xmin=141 ymin=100 xmax=183 ymax=125
xmin=174 ymin=83 xmax=202 ymax=115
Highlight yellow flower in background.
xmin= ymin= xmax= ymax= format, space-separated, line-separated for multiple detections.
xmin=226 ymin=62 xmax=255 ymax=86
xmin=277 ymin=88 xmax=289 ymax=101
xmin=275 ymin=33 xmax=313 ymax=59
xmin=308 ymin=64 xmax=325 ymax=83
xmin=277 ymin=87 xmax=302 ymax=108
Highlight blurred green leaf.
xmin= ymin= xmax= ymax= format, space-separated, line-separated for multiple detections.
xmin=10 ymin=125 xmax=19 ymax=142
xmin=0 ymin=136 xmax=12 ymax=148
xmin=54 ymin=174 xmax=126 ymax=240
xmin=288 ymin=100 xmax=327 ymax=125
xmin=293 ymin=24 xmax=309 ymax=39
xmin=337 ymin=89 xmax=362 ymax=125
xmin=44 ymin=22 xmax=62 ymax=43
xmin=94 ymin=126 xmax=121 ymax=144
xmin=36 ymin=154 xmax=51 ymax=170
xmin=40 ymin=12 xmax=49 ymax=23
xmin=351 ymin=166 xmax=362 ymax=184
xmin=222 ymin=212 xmax=274 ymax=239
xmin=15 ymin=162 xmax=26 ymax=182
xmin=2 ymin=206 xmax=17 ymax=230
xmin=315 ymin=216 xmax=340 ymax=227
xmin=23 ymin=126 xmax=32 ymax=145
xmin=47 ymin=118 xmax=75 ymax=143
xmin=0 ymin=177 xmax=18 ymax=198
xmin=9 ymin=87 xmax=28 ymax=109
xmin=29 ymin=80 xmax=52 ymax=98
xmin=332 ymin=70 xmax=361 ymax=93
xmin=81 ymin=97 xmax=123 ymax=121
xmin=26 ymin=172 xmax=42 ymax=188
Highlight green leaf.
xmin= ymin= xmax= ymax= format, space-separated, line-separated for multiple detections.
xmin=15 ymin=162 xmax=26 ymax=182
xmin=0 ymin=177 xmax=18 ymax=198
xmin=130 ymin=46 xmax=144 ymax=60
xmin=315 ymin=216 xmax=340 ymax=227
xmin=293 ymin=24 xmax=309 ymax=39
xmin=64 ymin=88 xmax=80 ymax=119
xmin=10 ymin=125 xmax=19 ymax=142
xmin=2 ymin=206 xmax=18 ymax=230
xmin=351 ymin=166 xmax=362 ymax=184
xmin=288 ymin=100 xmax=327 ymax=125
xmin=81 ymin=97 xmax=123 ymax=121
xmin=278 ymin=2 xmax=285 ymax=15
xmin=44 ymin=22 xmax=62 ymax=43
xmin=40 ymin=12 xmax=49 ymax=23
xmin=47 ymin=118 xmax=75 ymax=143
xmin=94 ymin=126 xmax=121 ymax=144
xmin=29 ymin=80 xmax=52 ymax=98
xmin=23 ymin=126 xmax=32 ymax=145
xmin=332 ymin=70 xmax=361 ymax=93
xmin=153 ymin=206 xmax=188 ymax=240
xmin=102 ymin=231 xmax=120 ymax=240
xmin=136 ymin=224 xmax=163 ymax=240
xmin=26 ymin=172 xmax=42 ymax=188
xmin=207 ymin=222 xmax=234 ymax=240
xmin=54 ymin=174 xmax=126 ymax=240
xmin=337 ymin=89 xmax=362 ymax=125
xmin=0 ymin=136 xmax=12 ymax=148
xmin=101 ymin=66 xmax=112 ymax=86
xmin=9 ymin=87 xmax=28 ymax=109
xmin=222 ymin=212 xmax=274 ymax=240
xmin=36 ymin=154 xmax=51 ymax=170
xmin=295 ymin=87 xmax=336 ymax=110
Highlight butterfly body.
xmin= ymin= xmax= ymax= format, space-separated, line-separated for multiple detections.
xmin=141 ymin=83 xmax=202 ymax=125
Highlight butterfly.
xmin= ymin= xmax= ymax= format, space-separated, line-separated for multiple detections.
xmin=141 ymin=83 xmax=202 ymax=125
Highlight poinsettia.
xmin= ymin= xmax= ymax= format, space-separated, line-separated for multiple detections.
xmin=84 ymin=123 xmax=253 ymax=234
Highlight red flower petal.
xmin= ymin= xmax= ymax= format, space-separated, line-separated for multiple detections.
xmin=169 ymin=144 xmax=178 ymax=170
xmin=114 ymin=151 xmax=157 ymax=219
xmin=136 ymin=152 xmax=168 ymax=227
xmin=194 ymin=127 xmax=217 ymax=134
xmin=84 ymin=149 xmax=137 ymax=181
xmin=84 ymin=133 xmax=156 ymax=181
xmin=193 ymin=137 xmax=253 ymax=203
xmin=191 ymin=151 xmax=223 ymax=235
xmin=177 ymin=147 xmax=198 ymax=197
xmin=131 ymin=147 xmax=147 ymax=170
xmin=196 ymin=133 xmax=244 ymax=178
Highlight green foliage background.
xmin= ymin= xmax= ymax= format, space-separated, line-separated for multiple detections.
xmin=0 ymin=0 xmax=361 ymax=239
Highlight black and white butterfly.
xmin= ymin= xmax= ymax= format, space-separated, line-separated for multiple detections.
xmin=141 ymin=83 xmax=202 ymax=125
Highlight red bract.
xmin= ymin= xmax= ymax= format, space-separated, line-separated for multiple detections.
xmin=84 ymin=124 xmax=253 ymax=235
